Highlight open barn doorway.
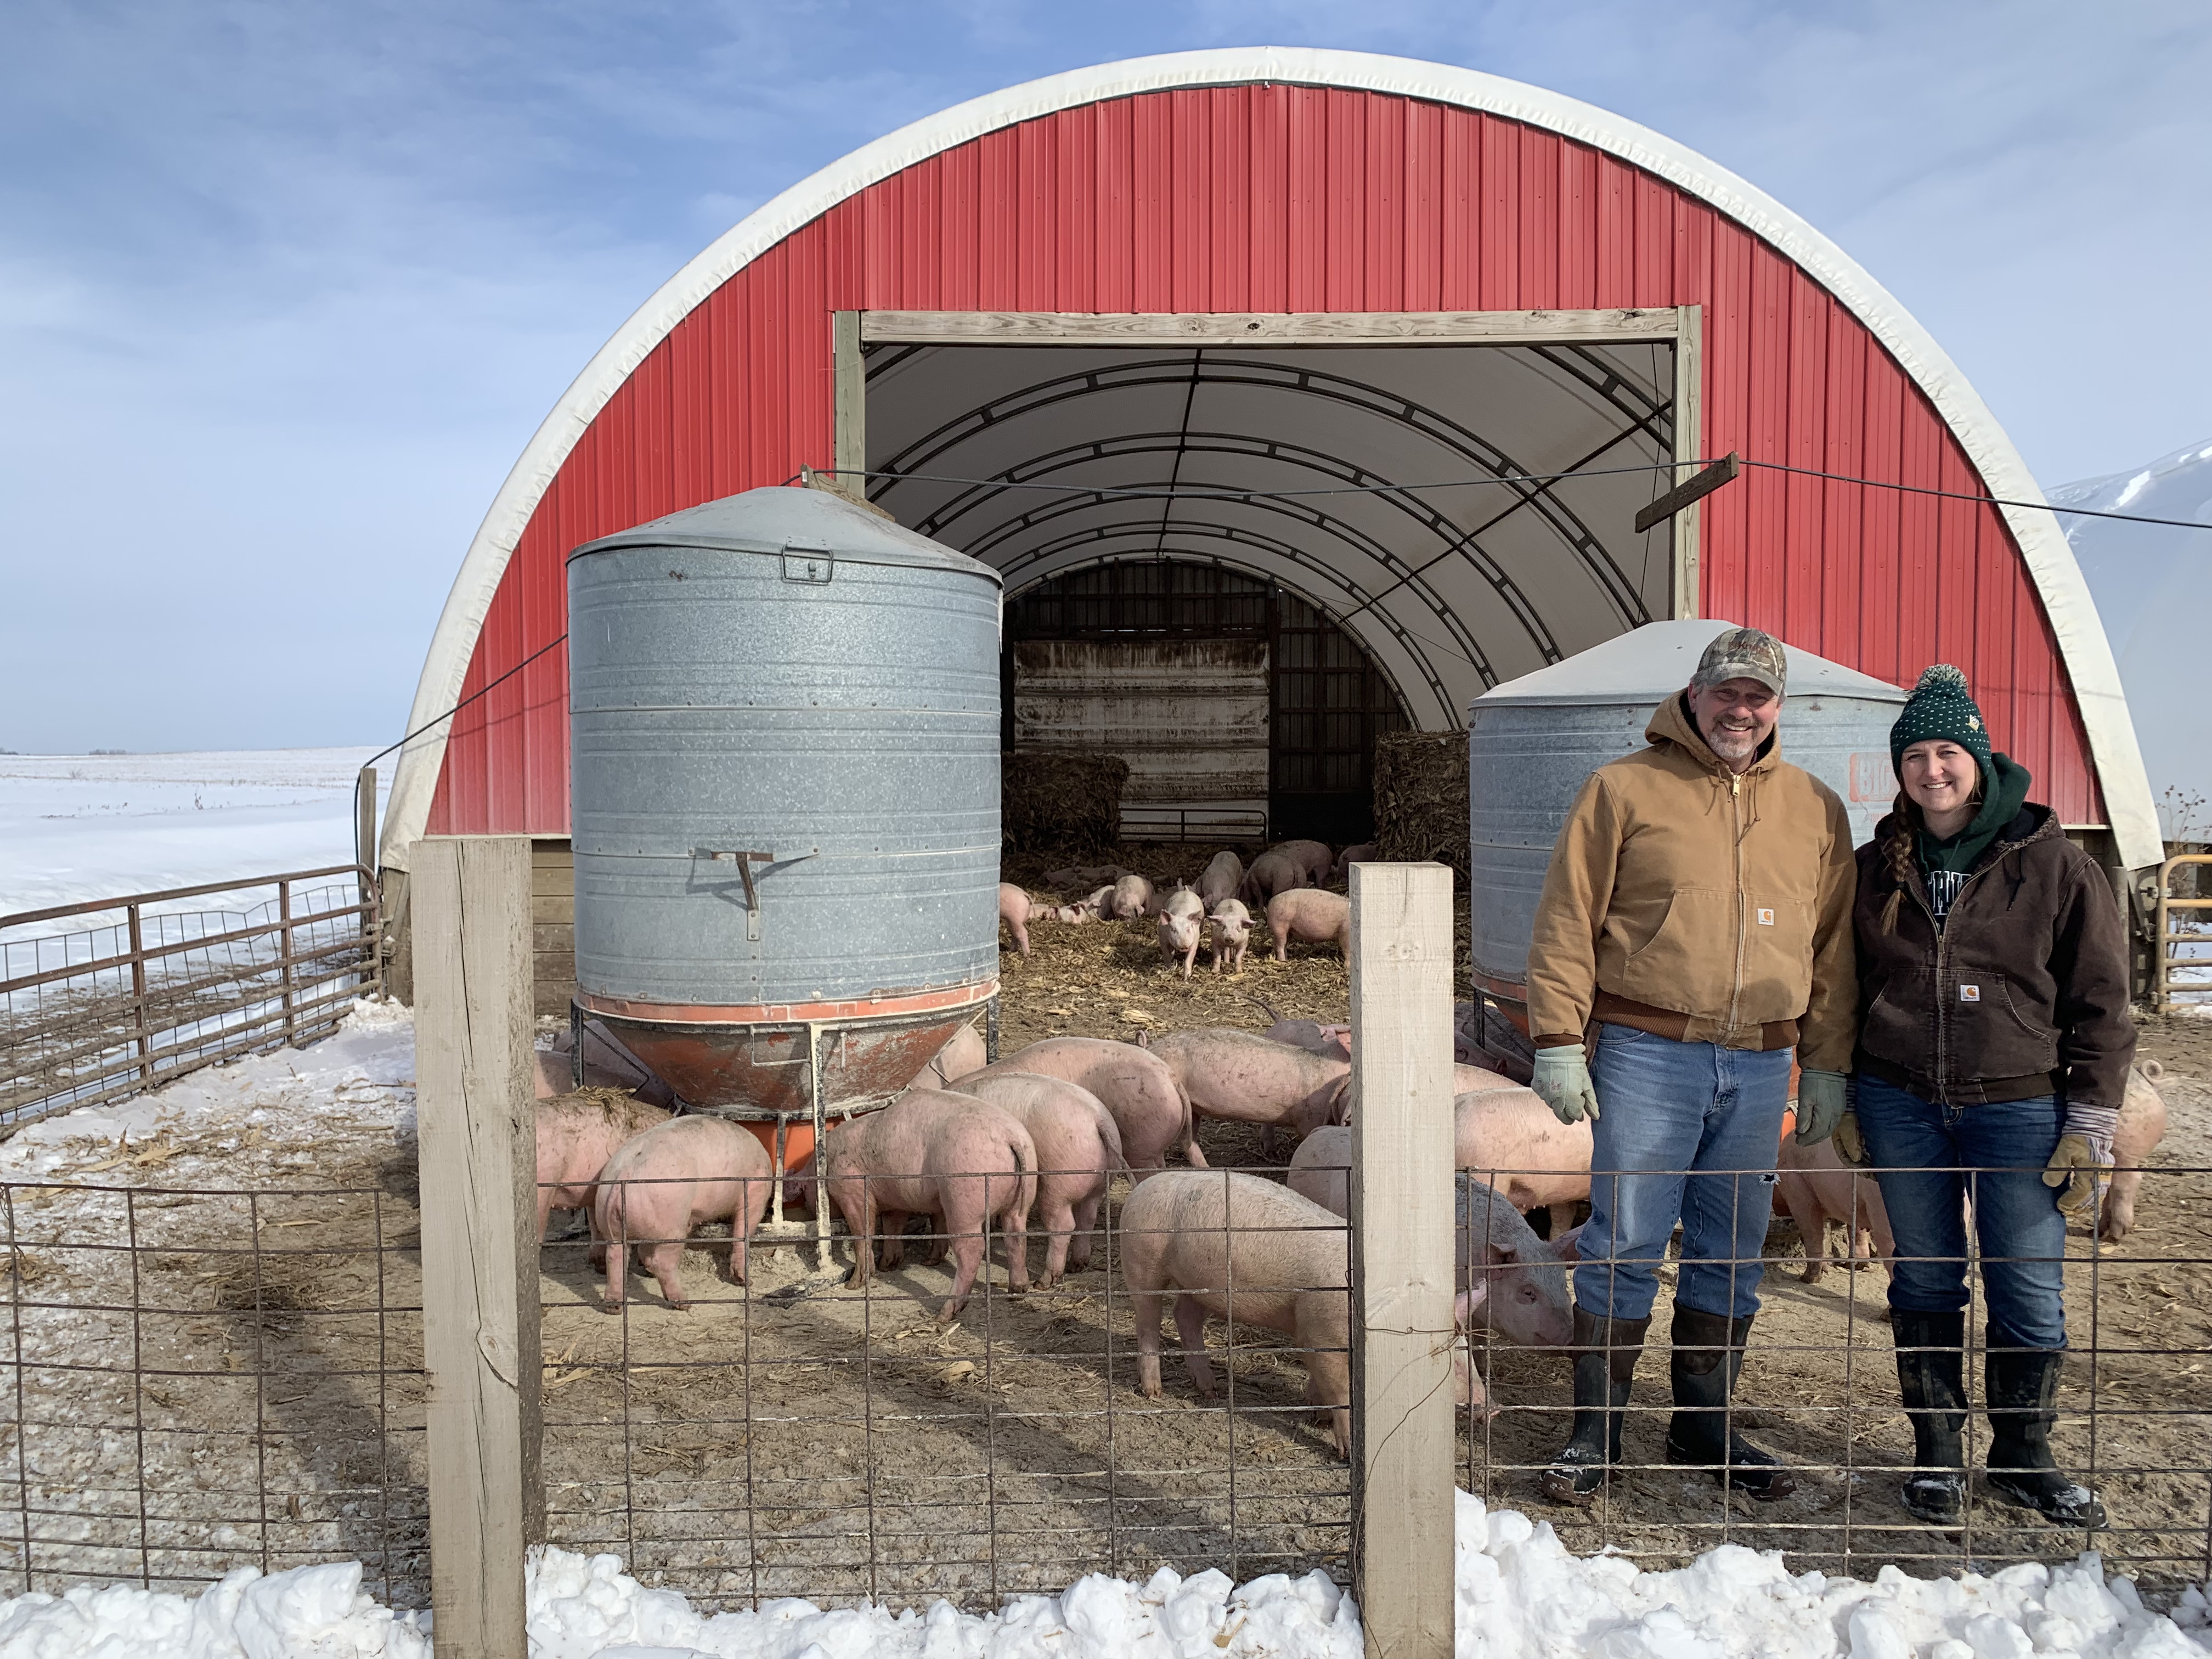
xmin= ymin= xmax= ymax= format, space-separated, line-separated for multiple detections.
xmin=845 ymin=309 xmax=1701 ymax=843
xmin=1005 ymin=559 xmax=1408 ymax=843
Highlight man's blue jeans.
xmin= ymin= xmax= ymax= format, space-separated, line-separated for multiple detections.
xmin=1574 ymin=1024 xmax=1793 ymax=1321
xmin=1852 ymin=1073 xmax=2068 ymax=1351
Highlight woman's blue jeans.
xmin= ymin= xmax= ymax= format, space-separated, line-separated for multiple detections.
xmin=1575 ymin=1023 xmax=1793 ymax=1322
xmin=1852 ymin=1072 xmax=2068 ymax=1352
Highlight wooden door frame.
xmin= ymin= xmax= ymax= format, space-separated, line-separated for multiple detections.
xmin=833 ymin=305 xmax=1707 ymax=620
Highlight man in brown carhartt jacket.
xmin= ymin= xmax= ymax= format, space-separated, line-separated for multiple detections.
xmin=1526 ymin=626 xmax=1859 ymax=1506
xmin=1526 ymin=691 xmax=1860 ymax=1070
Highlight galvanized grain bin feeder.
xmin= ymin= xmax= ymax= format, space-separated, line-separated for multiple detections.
xmin=1466 ymin=619 xmax=1905 ymax=1022
xmin=567 ymin=486 xmax=1002 ymax=1165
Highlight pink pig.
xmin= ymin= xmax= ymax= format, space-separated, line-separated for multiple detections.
xmin=998 ymin=882 xmax=1032 ymax=957
xmin=1267 ymin=889 xmax=1350 ymax=961
xmin=536 ymin=1091 xmax=674 ymax=1242
xmin=814 ymin=1088 xmax=1037 ymax=1323
xmin=591 ymin=1115 xmax=774 ymax=1310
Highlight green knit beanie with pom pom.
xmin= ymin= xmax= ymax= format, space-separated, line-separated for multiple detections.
xmin=1889 ymin=663 xmax=1993 ymax=774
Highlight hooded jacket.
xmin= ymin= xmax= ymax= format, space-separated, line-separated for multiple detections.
xmin=1526 ymin=692 xmax=1859 ymax=1073
xmin=1853 ymin=803 xmax=2135 ymax=1111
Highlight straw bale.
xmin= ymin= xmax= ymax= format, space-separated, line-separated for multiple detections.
xmin=1372 ymin=731 xmax=1468 ymax=879
xmin=1002 ymin=750 xmax=1131 ymax=854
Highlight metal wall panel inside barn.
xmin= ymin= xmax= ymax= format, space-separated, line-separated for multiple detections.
xmin=424 ymin=83 xmax=2102 ymax=839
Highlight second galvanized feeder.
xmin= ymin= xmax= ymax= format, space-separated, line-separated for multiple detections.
xmin=1466 ymin=619 xmax=1906 ymax=1017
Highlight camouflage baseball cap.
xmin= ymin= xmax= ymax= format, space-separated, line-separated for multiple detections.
xmin=1692 ymin=626 xmax=1786 ymax=697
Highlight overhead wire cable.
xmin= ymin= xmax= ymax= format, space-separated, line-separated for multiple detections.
xmin=359 ymin=633 xmax=572 ymax=775
xmin=820 ymin=462 xmax=2212 ymax=531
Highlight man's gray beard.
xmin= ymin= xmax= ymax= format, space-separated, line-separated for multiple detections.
xmin=1706 ymin=725 xmax=1758 ymax=760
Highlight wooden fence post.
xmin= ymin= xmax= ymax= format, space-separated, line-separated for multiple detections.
xmin=414 ymin=835 xmax=543 ymax=1659
xmin=1348 ymin=861 xmax=1455 ymax=1659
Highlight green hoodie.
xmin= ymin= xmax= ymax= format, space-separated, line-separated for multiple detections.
xmin=1917 ymin=752 xmax=2033 ymax=877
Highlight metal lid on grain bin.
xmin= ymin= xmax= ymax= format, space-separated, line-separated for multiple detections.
xmin=568 ymin=484 xmax=1001 ymax=581
xmin=1469 ymin=620 xmax=1905 ymax=710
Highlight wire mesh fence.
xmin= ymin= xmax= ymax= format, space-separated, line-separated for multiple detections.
xmin=537 ymin=1161 xmax=1353 ymax=1610
xmin=0 ymin=867 xmax=381 ymax=1128
xmin=0 ymin=1151 xmax=2199 ymax=1615
xmin=1454 ymin=1159 xmax=2212 ymax=1593
xmin=0 ymin=1174 xmax=427 ymax=1605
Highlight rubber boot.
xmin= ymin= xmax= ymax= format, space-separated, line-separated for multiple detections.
xmin=1891 ymin=1308 xmax=1967 ymax=1525
xmin=1984 ymin=1343 xmax=2107 ymax=1528
xmin=1663 ymin=1305 xmax=1797 ymax=1500
xmin=1539 ymin=1307 xmax=1650 ymax=1506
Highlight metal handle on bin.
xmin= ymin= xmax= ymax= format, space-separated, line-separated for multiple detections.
xmin=699 ymin=849 xmax=775 ymax=941
xmin=695 ymin=847 xmax=820 ymax=942
xmin=780 ymin=539 xmax=833 ymax=585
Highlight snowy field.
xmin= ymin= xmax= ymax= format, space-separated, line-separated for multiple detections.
xmin=0 ymin=748 xmax=390 ymax=921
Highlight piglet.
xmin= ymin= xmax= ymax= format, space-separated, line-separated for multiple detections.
xmin=1110 ymin=872 xmax=1156 ymax=920
xmin=1119 ymin=1170 xmax=1351 ymax=1458
xmin=592 ymin=1115 xmax=774 ymax=1309
xmin=952 ymin=1070 xmax=1125 ymax=1285
xmin=1267 ymin=888 xmax=1351 ymax=961
xmin=1331 ymin=843 xmax=1378 ymax=884
xmin=1146 ymin=1026 xmax=1349 ymax=1155
xmin=2101 ymin=1063 xmax=2169 ymax=1246
xmin=537 ymin=1090 xmax=674 ymax=1243
xmin=1269 ymin=839 xmax=1335 ymax=888
xmin=1775 ymin=1115 xmax=1895 ymax=1283
xmin=812 ymin=1088 xmax=1036 ymax=1322
xmin=1156 ymin=884 xmax=1205 ymax=978
xmin=1208 ymin=900 xmax=1252 ymax=974
xmin=998 ymin=882 xmax=1032 ymax=957
xmin=1262 ymin=1019 xmax=1350 ymax=1062
xmin=974 ymin=1037 xmax=1201 ymax=1175
xmin=1286 ymin=1139 xmax=1577 ymax=1356
xmin=1198 ymin=851 xmax=1244 ymax=911
xmin=1236 ymin=850 xmax=1306 ymax=910
xmin=916 ymin=1022 xmax=988 ymax=1089
xmin=1056 ymin=887 xmax=1111 ymax=924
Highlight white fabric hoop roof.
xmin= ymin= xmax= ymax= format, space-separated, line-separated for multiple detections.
xmin=384 ymin=47 xmax=2159 ymax=871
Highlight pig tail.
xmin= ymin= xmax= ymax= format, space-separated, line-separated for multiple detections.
xmin=1878 ymin=791 xmax=1918 ymax=934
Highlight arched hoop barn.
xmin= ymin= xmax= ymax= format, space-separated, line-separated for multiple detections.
xmin=383 ymin=48 xmax=2157 ymax=909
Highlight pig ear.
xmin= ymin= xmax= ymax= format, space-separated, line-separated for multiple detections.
xmin=1453 ymin=1286 xmax=1483 ymax=1327
xmin=1550 ymin=1224 xmax=1585 ymax=1263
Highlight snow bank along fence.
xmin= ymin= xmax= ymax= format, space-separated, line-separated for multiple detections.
xmin=2155 ymin=853 xmax=2212 ymax=1011
xmin=0 ymin=865 xmax=383 ymax=1128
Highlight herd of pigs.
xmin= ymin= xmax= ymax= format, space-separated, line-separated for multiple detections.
xmin=531 ymin=832 xmax=2171 ymax=1465
xmin=995 ymin=838 xmax=1376 ymax=976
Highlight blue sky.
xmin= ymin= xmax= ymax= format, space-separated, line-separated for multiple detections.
xmin=3 ymin=1 xmax=2207 ymax=753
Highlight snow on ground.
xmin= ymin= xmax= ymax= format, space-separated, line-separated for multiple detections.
xmin=2 ymin=1497 xmax=2209 ymax=1659
xmin=0 ymin=996 xmax=416 ymax=1183
xmin=0 ymin=748 xmax=390 ymax=921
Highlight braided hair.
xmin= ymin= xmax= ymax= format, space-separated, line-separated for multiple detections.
xmin=1877 ymin=792 xmax=1917 ymax=934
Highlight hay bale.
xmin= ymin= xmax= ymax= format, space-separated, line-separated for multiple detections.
xmin=1373 ymin=731 xmax=1468 ymax=878
xmin=1003 ymin=750 xmax=1130 ymax=854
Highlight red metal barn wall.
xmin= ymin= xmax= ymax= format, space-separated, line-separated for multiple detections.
xmin=425 ymin=85 xmax=2100 ymax=837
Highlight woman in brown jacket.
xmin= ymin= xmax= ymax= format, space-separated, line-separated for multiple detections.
xmin=1841 ymin=665 xmax=2134 ymax=1530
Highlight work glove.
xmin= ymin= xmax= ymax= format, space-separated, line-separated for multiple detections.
xmin=1793 ymin=1069 xmax=1851 ymax=1146
xmin=1531 ymin=1046 xmax=1600 ymax=1126
xmin=2042 ymin=1132 xmax=2112 ymax=1218
xmin=1831 ymin=1109 xmax=1869 ymax=1167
